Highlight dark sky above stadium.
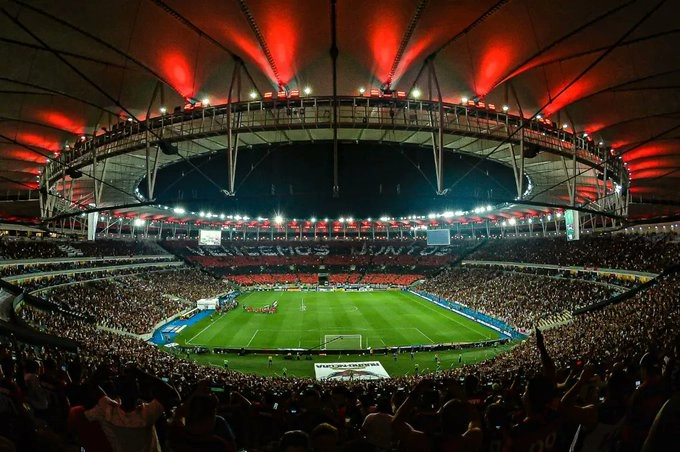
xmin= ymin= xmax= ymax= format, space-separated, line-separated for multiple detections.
xmin=143 ymin=142 xmax=521 ymax=218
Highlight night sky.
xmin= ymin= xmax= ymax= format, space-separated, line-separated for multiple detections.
xmin=142 ymin=142 xmax=523 ymax=219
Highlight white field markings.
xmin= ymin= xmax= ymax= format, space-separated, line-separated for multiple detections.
xmin=400 ymin=292 xmax=494 ymax=340
xmin=186 ymin=293 xmax=259 ymax=345
xmin=250 ymin=327 xmax=422 ymax=339
xmin=246 ymin=329 xmax=260 ymax=347
xmin=238 ymin=291 xmax=255 ymax=302
xmin=415 ymin=328 xmax=435 ymax=343
xmin=186 ymin=320 xmax=219 ymax=345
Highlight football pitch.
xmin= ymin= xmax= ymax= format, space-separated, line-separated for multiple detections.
xmin=173 ymin=290 xmax=500 ymax=350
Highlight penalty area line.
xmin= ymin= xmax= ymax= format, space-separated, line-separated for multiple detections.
xmin=246 ymin=329 xmax=260 ymax=347
xmin=415 ymin=328 xmax=435 ymax=344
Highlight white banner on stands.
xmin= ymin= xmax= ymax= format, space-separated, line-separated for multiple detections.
xmin=196 ymin=297 xmax=218 ymax=310
xmin=87 ymin=212 xmax=99 ymax=241
xmin=314 ymin=361 xmax=390 ymax=380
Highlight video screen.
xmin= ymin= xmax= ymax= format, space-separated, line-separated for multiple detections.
xmin=426 ymin=229 xmax=451 ymax=246
xmin=199 ymin=229 xmax=222 ymax=246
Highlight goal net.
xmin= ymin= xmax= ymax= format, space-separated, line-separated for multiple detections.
xmin=323 ymin=334 xmax=362 ymax=350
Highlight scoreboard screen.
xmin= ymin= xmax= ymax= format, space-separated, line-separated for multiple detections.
xmin=427 ymin=229 xmax=451 ymax=246
xmin=566 ymin=210 xmax=580 ymax=241
xmin=199 ymin=229 xmax=222 ymax=246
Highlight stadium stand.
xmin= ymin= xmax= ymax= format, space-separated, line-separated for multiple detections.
xmin=469 ymin=234 xmax=680 ymax=272
xmin=0 ymin=237 xmax=164 ymax=260
xmin=0 ymin=233 xmax=679 ymax=450
xmin=420 ymin=267 xmax=617 ymax=330
xmin=360 ymin=273 xmax=424 ymax=286
xmin=162 ymin=239 xmax=468 ymax=288
xmin=36 ymin=269 xmax=223 ymax=334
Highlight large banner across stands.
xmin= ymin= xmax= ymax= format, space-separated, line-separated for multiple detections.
xmin=314 ymin=361 xmax=390 ymax=381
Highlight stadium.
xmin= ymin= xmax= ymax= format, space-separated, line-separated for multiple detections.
xmin=0 ymin=1 xmax=679 ymax=451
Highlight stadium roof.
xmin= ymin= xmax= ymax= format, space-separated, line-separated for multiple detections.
xmin=1 ymin=0 xmax=679 ymax=224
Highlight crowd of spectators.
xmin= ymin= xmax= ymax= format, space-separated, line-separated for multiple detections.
xmin=420 ymin=268 xmax=615 ymax=329
xmin=225 ymin=272 xmax=424 ymax=287
xmin=469 ymin=233 xmax=680 ymax=272
xmin=0 ymin=237 xmax=164 ymax=260
xmin=0 ymin=233 xmax=679 ymax=450
xmin=37 ymin=269 xmax=227 ymax=334
xmin=7 ymin=270 xmax=680 ymax=451
xmin=162 ymin=239 xmax=468 ymax=274
xmin=0 ymin=257 xmax=174 ymax=279
xmin=70 ymin=239 xmax=164 ymax=257
xmin=0 ymin=239 xmax=63 ymax=259
xmin=16 ymin=265 xmax=180 ymax=293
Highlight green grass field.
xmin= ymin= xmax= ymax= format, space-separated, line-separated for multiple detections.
xmin=169 ymin=343 xmax=516 ymax=379
xmin=174 ymin=290 xmax=500 ymax=350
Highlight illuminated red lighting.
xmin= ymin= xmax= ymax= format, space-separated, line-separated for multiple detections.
xmin=16 ymin=133 xmax=60 ymax=151
xmin=160 ymin=51 xmax=195 ymax=97
xmin=542 ymin=79 xmax=594 ymax=116
xmin=475 ymin=41 xmax=515 ymax=96
xmin=369 ymin=21 xmax=401 ymax=84
xmin=2 ymin=149 xmax=48 ymax=163
xmin=39 ymin=111 xmax=85 ymax=134
xmin=627 ymin=169 xmax=673 ymax=179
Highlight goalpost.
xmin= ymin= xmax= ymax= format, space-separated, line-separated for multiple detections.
xmin=322 ymin=334 xmax=362 ymax=350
